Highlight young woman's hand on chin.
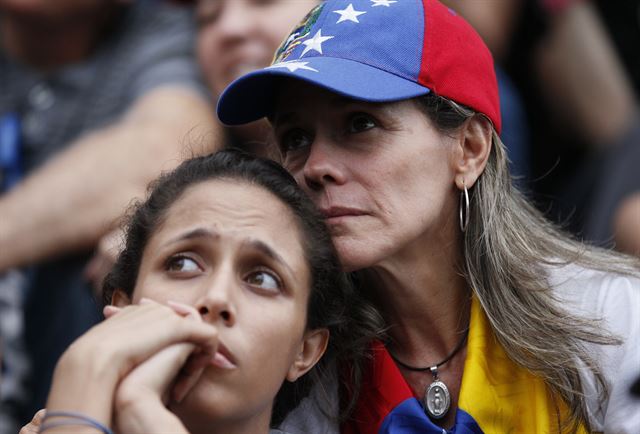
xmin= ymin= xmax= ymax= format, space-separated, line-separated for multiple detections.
xmin=110 ymin=301 xmax=215 ymax=434
xmin=44 ymin=298 xmax=217 ymax=433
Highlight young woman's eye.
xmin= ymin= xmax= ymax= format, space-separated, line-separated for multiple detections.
xmin=166 ymin=255 xmax=201 ymax=274
xmin=279 ymin=128 xmax=312 ymax=154
xmin=348 ymin=113 xmax=377 ymax=133
xmin=245 ymin=270 xmax=282 ymax=293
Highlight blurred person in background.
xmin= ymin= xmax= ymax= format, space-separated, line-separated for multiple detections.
xmin=84 ymin=0 xmax=322 ymax=300
xmin=498 ymin=0 xmax=640 ymax=258
xmin=446 ymin=0 xmax=640 ymax=259
xmin=0 ymin=0 xmax=218 ymax=430
xmin=441 ymin=0 xmax=531 ymax=186
xmin=195 ymin=0 xmax=319 ymax=156
xmin=534 ymin=0 xmax=640 ymax=257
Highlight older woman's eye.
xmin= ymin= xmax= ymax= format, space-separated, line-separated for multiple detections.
xmin=280 ymin=128 xmax=312 ymax=154
xmin=166 ymin=255 xmax=201 ymax=273
xmin=245 ymin=270 xmax=282 ymax=293
xmin=348 ymin=113 xmax=376 ymax=133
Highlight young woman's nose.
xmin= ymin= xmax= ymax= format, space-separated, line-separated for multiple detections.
xmin=301 ymin=139 xmax=346 ymax=191
xmin=196 ymin=270 xmax=236 ymax=327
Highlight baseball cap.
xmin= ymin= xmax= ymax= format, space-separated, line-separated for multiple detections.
xmin=216 ymin=0 xmax=501 ymax=133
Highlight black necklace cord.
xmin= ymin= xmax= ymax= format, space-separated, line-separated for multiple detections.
xmin=387 ymin=328 xmax=470 ymax=372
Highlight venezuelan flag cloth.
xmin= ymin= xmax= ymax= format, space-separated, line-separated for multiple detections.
xmin=342 ymin=297 xmax=586 ymax=434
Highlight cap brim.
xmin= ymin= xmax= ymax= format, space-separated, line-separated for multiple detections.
xmin=217 ymin=56 xmax=430 ymax=126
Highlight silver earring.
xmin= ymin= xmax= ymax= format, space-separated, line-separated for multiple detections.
xmin=459 ymin=181 xmax=469 ymax=232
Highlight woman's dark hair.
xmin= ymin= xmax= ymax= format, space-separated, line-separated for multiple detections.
xmin=102 ymin=149 xmax=380 ymax=425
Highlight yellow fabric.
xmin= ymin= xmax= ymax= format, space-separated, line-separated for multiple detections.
xmin=458 ymin=297 xmax=587 ymax=434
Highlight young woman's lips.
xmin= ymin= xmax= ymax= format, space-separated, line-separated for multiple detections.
xmin=210 ymin=344 xmax=237 ymax=370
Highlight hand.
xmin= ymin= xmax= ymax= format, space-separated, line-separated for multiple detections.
xmin=109 ymin=301 xmax=212 ymax=434
xmin=19 ymin=409 xmax=46 ymax=434
xmin=45 ymin=299 xmax=217 ymax=426
xmin=107 ymin=301 xmax=213 ymax=405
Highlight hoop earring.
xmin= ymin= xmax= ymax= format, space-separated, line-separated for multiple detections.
xmin=459 ymin=181 xmax=470 ymax=232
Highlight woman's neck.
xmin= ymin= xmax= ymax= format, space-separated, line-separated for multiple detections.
xmin=365 ymin=225 xmax=470 ymax=361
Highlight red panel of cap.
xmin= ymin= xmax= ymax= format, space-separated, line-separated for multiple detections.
xmin=418 ymin=0 xmax=501 ymax=133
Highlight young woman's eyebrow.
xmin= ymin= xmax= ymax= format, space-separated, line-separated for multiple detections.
xmin=241 ymin=238 xmax=294 ymax=276
xmin=162 ymin=229 xmax=295 ymax=275
xmin=164 ymin=228 xmax=220 ymax=246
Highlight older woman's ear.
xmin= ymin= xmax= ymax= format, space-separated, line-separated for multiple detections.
xmin=285 ymin=329 xmax=329 ymax=382
xmin=453 ymin=115 xmax=493 ymax=190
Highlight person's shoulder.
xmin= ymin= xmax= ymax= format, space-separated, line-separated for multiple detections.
xmin=546 ymin=262 xmax=640 ymax=432
xmin=101 ymin=1 xmax=205 ymax=102
xmin=545 ymin=262 xmax=640 ymax=319
xmin=277 ymin=363 xmax=339 ymax=434
xmin=126 ymin=0 xmax=195 ymax=41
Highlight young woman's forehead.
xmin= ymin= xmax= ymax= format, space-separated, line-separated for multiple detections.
xmin=166 ymin=180 xmax=299 ymax=237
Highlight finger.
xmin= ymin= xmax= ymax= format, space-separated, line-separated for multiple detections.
xmin=167 ymin=300 xmax=201 ymax=321
xmin=120 ymin=341 xmax=196 ymax=402
xmin=18 ymin=423 xmax=38 ymax=434
xmin=18 ymin=409 xmax=46 ymax=434
xmin=123 ymin=304 xmax=217 ymax=353
xmin=83 ymin=302 xmax=218 ymax=371
xmin=103 ymin=305 xmax=122 ymax=319
xmin=172 ymin=351 xmax=211 ymax=403
xmin=138 ymin=297 xmax=155 ymax=306
xmin=33 ymin=408 xmax=46 ymax=424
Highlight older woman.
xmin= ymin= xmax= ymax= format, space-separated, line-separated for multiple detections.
xmin=217 ymin=0 xmax=640 ymax=433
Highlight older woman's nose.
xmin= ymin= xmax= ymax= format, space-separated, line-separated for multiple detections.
xmin=302 ymin=141 xmax=346 ymax=191
xmin=196 ymin=270 xmax=236 ymax=327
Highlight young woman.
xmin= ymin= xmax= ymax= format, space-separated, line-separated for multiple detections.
xmin=217 ymin=0 xmax=640 ymax=432
xmin=35 ymin=150 xmax=378 ymax=434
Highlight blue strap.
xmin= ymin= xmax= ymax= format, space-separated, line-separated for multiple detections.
xmin=40 ymin=411 xmax=113 ymax=434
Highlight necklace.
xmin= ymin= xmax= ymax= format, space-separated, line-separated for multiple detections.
xmin=387 ymin=328 xmax=469 ymax=420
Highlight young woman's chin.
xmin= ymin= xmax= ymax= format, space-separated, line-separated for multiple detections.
xmin=171 ymin=378 xmax=272 ymax=432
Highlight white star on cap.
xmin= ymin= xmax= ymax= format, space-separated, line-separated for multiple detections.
xmin=301 ymin=29 xmax=334 ymax=57
xmin=371 ymin=0 xmax=397 ymax=7
xmin=267 ymin=61 xmax=318 ymax=73
xmin=333 ymin=4 xmax=366 ymax=24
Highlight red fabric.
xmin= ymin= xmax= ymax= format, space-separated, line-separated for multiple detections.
xmin=418 ymin=0 xmax=501 ymax=133
xmin=342 ymin=341 xmax=415 ymax=434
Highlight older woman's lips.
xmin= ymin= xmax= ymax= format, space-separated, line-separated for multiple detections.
xmin=321 ymin=207 xmax=366 ymax=222
xmin=210 ymin=345 xmax=237 ymax=370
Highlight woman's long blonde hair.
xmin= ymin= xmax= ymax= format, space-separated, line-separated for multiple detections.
xmin=420 ymin=93 xmax=639 ymax=433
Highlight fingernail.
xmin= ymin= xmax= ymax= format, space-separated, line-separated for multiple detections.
xmin=167 ymin=300 xmax=197 ymax=318
xmin=139 ymin=297 xmax=153 ymax=305
xmin=103 ymin=305 xmax=120 ymax=317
